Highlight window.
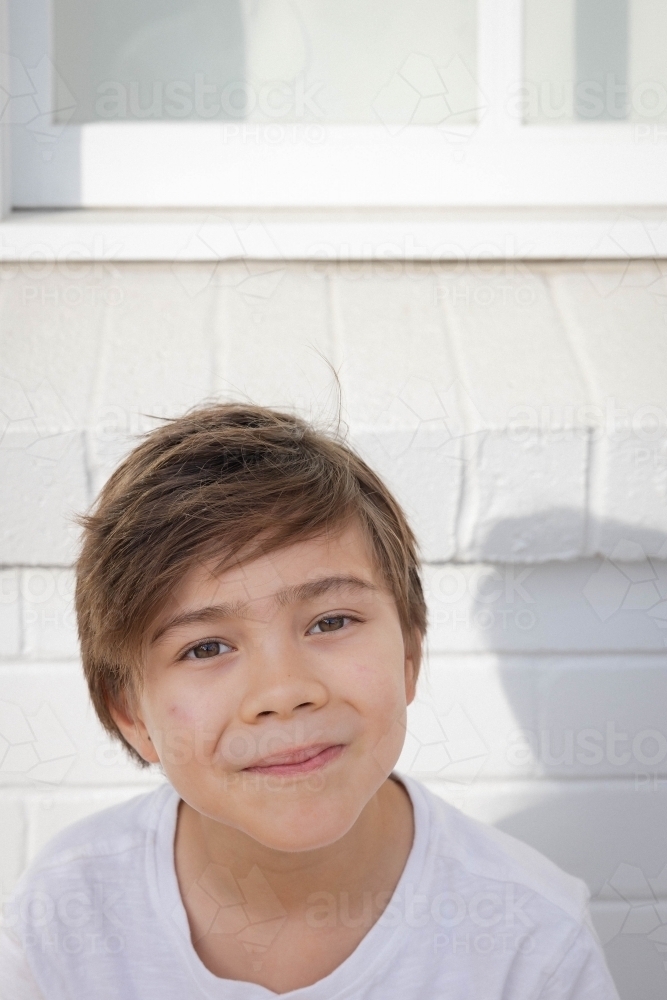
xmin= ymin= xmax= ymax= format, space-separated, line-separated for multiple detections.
xmin=525 ymin=0 xmax=667 ymax=124
xmin=52 ymin=0 xmax=478 ymax=127
xmin=6 ymin=0 xmax=667 ymax=209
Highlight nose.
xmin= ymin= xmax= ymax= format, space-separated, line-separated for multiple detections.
xmin=238 ymin=640 xmax=329 ymax=723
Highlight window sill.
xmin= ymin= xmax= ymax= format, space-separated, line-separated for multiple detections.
xmin=0 ymin=207 xmax=666 ymax=262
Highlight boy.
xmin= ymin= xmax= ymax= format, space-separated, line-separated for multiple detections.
xmin=0 ymin=402 xmax=619 ymax=999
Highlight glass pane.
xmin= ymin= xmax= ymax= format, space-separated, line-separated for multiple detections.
xmin=524 ymin=0 xmax=667 ymax=124
xmin=53 ymin=0 xmax=478 ymax=126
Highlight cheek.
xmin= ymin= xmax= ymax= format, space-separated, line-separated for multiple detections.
xmin=166 ymin=700 xmax=195 ymax=723
xmin=154 ymin=684 xmax=202 ymax=730
xmin=341 ymin=639 xmax=408 ymax=714
xmin=342 ymin=637 xmax=409 ymax=770
xmin=148 ymin=679 xmax=233 ymax=764
xmin=152 ymin=670 xmax=219 ymax=724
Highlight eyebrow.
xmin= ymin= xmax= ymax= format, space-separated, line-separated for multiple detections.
xmin=150 ymin=574 xmax=378 ymax=645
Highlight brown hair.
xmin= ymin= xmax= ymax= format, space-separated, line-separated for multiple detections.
xmin=75 ymin=402 xmax=427 ymax=768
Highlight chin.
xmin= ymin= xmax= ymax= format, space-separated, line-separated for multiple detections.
xmin=245 ymin=793 xmax=363 ymax=853
xmin=250 ymin=821 xmax=355 ymax=853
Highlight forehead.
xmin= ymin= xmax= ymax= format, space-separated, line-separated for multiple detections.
xmin=165 ymin=521 xmax=387 ymax=614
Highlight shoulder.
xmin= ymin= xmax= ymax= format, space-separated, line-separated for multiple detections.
xmin=3 ymin=783 xmax=187 ymax=997
xmin=392 ymin=776 xmax=621 ymax=995
xmin=403 ymin=775 xmax=591 ymax=923
xmin=6 ymin=782 xmax=176 ymax=920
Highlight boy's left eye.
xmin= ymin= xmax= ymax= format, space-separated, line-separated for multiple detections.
xmin=308 ymin=615 xmax=352 ymax=634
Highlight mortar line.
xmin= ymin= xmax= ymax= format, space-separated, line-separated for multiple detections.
xmin=544 ymin=269 xmax=603 ymax=557
xmin=435 ymin=283 xmax=472 ymax=561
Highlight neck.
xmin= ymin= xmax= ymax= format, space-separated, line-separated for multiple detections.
xmin=175 ymin=776 xmax=414 ymax=919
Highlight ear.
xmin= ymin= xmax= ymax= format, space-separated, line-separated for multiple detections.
xmin=404 ymin=628 xmax=422 ymax=705
xmin=108 ymin=692 xmax=161 ymax=765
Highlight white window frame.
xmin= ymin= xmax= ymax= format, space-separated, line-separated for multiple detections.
xmin=1 ymin=0 xmax=666 ymax=261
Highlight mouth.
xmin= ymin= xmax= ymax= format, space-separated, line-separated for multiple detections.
xmin=243 ymin=743 xmax=345 ymax=776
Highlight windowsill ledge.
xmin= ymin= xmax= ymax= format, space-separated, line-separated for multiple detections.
xmin=1 ymin=207 xmax=667 ymax=261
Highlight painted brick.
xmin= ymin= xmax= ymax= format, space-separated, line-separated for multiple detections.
xmin=398 ymin=655 xmax=538 ymax=781
xmin=88 ymin=264 xmax=216 ymax=496
xmin=0 ymin=796 xmax=25 ymax=899
xmin=0 ymin=287 xmax=92 ymax=562
xmin=439 ymin=265 xmax=589 ymax=430
xmin=549 ymin=263 xmax=667 ymax=414
xmin=424 ymin=778 xmax=667 ymax=900
xmin=455 ymin=430 xmax=588 ymax=562
xmin=26 ymin=785 xmax=165 ymax=863
xmin=593 ymin=435 xmax=667 ymax=559
xmin=549 ymin=265 xmax=667 ymax=557
xmin=21 ymin=568 xmax=78 ymax=659
xmin=0 ymin=263 xmax=105 ymax=429
xmin=0 ymin=428 xmax=88 ymax=564
xmin=333 ymin=264 xmax=463 ymax=560
xmin=591 ymin=901 xmax=667 ymax=1000
xmin=0 ymin=570 xmax=20 ymax=658
xmin=1 ymin=259 xmax=665 ymax=567
xmin=0 ymin=663 xmax=160 ymax=786
xmin=423 ymin=559 xmax=667 ymax=653
xmin=440 ymin=266 xmax=590 ymax=562
xmin=333 ymin=264 xmax=460 ymax=425
xmin=350 ymin=427 xmax=461 ymax=562
xmin=535 ymin=656 xmax=667 ymax=779
xmin=1 ymin=256 xmax=666 ymax=1000
xmin=215 ymin=263 xmax=335 ymax=416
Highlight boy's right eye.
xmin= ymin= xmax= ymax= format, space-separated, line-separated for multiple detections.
xmin=184 ymin=640 xmax=231 ymax=659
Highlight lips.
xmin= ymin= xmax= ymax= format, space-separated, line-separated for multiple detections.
xmin=243 ymin=742 xmax=344 ymax=776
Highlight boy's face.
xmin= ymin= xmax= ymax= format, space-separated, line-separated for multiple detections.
xmin=114 ymin=521 xmax=419 ymax=851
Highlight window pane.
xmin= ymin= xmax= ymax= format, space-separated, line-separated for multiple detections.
xmin=54 ymin=0 xmax=478 ymax=126
xmin=524 ymin=0 xmax=667 ymax=124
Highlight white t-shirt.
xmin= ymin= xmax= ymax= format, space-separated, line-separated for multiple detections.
xmin=0 ymin=774 xmax=619 ymax=1000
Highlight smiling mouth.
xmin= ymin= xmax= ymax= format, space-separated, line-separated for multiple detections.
xmin=243 ymin=743 xmax=345 ymax=776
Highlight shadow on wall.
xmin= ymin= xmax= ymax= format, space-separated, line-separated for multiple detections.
xmin=419 ymin=512 xmax=667 ymax=1000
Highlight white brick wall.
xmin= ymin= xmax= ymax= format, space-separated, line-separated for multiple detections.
xmin=1 ymin=259 xmax=666 ymax=999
